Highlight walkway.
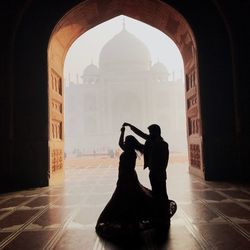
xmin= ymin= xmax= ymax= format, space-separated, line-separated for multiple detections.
xmin=0 ymin=155 xmax=249 ymax=249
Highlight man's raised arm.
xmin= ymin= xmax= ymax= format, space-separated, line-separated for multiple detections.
xmin=123 ymin=122 xmax=149 ymax=140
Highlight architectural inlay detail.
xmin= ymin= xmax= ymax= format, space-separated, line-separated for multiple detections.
xmin=51 ymin=70 xmax=62 ymax=95
xmin=52 ymin=99 xmax=62 ymax=113
xmin=190 ymin=144 xmax=201 ymax=169
xmin=186 ymin=70 xmax=196 ymax=91
xmin=51 ymin=149 xmax=63 ymax=172
xmin=186 ymin=68 xmax=200 ymax=137
xmin=52 ymin=120 xmax=62 ymax=139
xmin=187 ymin=95 xmax=197 ymax=109
xmin=188 ymin=118 xmax=200 ymax=135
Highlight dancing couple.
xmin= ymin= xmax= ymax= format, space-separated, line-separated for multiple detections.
xmin=95 ymin=123 xmax=177 ymax=241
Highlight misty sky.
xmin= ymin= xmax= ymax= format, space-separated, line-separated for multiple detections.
xmin=64 ymin=15 xmax=184 ymax=81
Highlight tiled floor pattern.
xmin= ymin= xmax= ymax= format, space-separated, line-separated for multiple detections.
xmin=0 ymin=155 xmax=249 ymax=249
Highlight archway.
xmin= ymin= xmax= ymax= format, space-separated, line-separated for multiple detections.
xmin=48 ymin=0 xmax=203 ymax=185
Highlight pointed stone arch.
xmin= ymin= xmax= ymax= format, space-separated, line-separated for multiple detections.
xmin=48 ymin=0 xmax=204 ymax=184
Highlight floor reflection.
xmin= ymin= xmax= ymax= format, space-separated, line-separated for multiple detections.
xmin=0 ymin=154 xmax=249 ymax=249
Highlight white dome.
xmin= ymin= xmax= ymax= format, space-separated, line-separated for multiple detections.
xmin=151 ymin=62 xmax=169 ymax=83
xmin=83 ymin=63 xmax=99 ymax=76
xmin=151 ymin=62 xmax=169 ymax=75
xmin=99 ymin=28 xmax=151 ymax=72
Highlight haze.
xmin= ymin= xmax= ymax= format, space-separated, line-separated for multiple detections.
xmin=64 ymin=15 xmax=187 ymax=157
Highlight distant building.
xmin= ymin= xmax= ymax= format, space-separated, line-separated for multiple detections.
xmin=64 ymin=26 xmax=187 ymax=155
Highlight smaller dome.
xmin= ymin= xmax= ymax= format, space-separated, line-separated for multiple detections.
xmin=151 ymin=62 xmax=169 ymax=75
xmin=151 ymin=62 xmax=169 ymax=83
xmin=83 ymin=63 xmax=99 ymax=76
xmin=82 ymin=63 xmax=99 ymax=85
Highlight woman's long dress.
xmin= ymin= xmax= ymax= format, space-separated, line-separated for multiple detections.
xmin=95 ymin=149 xmax=176 ymax=239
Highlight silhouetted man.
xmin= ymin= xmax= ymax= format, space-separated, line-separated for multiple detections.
xmin=123 ymin=123 xmax=169 ymax=203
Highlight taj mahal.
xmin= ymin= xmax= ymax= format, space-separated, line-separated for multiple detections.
xmin=64 ymin=25 xmax=187 ymax=156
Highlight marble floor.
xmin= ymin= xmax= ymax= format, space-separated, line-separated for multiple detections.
xmin=0 ymin=155 xmax=250 ymax=249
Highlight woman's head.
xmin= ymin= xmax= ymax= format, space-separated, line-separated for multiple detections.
xmin=124 ymin=135 xmax=143 ymax=154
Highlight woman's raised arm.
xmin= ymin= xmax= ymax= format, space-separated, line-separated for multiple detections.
xmin=119 ymin=126 xmax=125 ymax=150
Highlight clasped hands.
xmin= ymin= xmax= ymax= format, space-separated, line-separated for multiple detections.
xmin=121 ymin=122 xmax=131 ymax=132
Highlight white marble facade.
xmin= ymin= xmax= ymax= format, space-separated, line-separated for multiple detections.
xmin=64 ymin=27 xmax=187 ymax=155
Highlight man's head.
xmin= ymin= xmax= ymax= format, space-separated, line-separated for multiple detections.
xmin=148 ymin=124 xmax=161 ymax=138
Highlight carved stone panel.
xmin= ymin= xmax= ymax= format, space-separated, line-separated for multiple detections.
xmin=51 ymin=120 xmax=62 ymax=140
xmin=186 ymin=69 xmax=196 ymax=91
xmin=185 ymin=65 xmax=203 ymax=175
xmin=51 ymin=69 xmax=62 ymax=95
xmin=188 ymin=117 xmax=200 ymax=136
xmin=190 ymin=144 xmax=201 ymax=169
xmin=52 ymin=99 xmax=62 ymax=113
xmin=186 ymin=67 xmax=200 ymax=136
xmin=51 ymin=148 xmax=63 ymax=173
xmin=187 ymin=95 xmax=197 ymax=109
xmin=48 ymin=65 xmax=64 ymax=182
